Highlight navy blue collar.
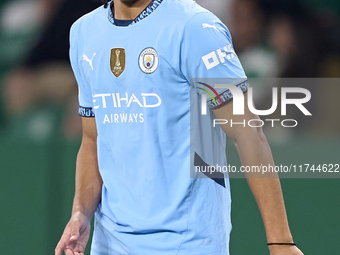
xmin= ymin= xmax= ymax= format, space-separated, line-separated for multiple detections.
xmin=108 ymin=0 xmax=163 ymax=26
xmin=114 ymin=18 xmax=133 ymax=27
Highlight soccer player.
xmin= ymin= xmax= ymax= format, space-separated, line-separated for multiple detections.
xmin=55 ymin=0 xmax=304 ymax=254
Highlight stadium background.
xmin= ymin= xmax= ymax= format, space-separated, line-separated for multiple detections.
xmin=0 ymin=0 xmax=339 ymax=254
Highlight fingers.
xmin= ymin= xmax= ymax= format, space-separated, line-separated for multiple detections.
xmin=70 ymin=220 xmax=81 ymax=242
xmin=55 ymin=226 xmax=72 ymax=255
xmin=55 ymin=246 xmax=63 ymax=255
xmin=56 ymin=217 xmax=86 ymax=255
xmin=74 ymin=252 xmax=84 ymax=255
xmin=55 ymin=237 xmax=68 ymax=255
xmin=65 ymin=249 xmax=75 ymax=255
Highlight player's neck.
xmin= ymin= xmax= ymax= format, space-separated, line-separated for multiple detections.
xmin=113 ymin=0 xmax=153 ymax=20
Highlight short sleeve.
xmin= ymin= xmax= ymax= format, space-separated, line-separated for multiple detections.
xmin=180 ymin=12 xmax=249 ymax=109
xmin=69 ymin=22 xmax=95 ymax=117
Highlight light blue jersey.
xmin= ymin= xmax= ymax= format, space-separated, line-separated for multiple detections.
xmin=69 ymin=0 xmax=247 ymax=254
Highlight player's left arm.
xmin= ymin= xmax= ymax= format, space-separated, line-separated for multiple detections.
xmin=213 ymin=94 xmax=304 ymax=255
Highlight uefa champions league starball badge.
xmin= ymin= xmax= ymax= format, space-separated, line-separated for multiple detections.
xmin=139 ymin=48 xmax=159 ymax=74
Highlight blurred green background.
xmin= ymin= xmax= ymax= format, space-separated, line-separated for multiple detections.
xmin=0 ymin=0 xmax=339 ymax=254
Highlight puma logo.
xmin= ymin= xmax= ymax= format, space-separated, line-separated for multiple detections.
xmin=83 ymin=53 xmax=96 ymax=70
xmin=202 ymin=21 xmax=219 ymax=32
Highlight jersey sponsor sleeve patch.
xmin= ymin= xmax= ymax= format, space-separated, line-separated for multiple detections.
xmin=78 ymin=106 xmax=95 ymax=117
xmin=195 ymin=79 xmax=249 ymax=110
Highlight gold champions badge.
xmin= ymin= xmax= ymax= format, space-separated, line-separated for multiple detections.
xmin=110 ymin=48 xmax=126 ymax=77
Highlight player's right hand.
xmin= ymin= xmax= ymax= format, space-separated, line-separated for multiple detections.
xmin=55 ymin=211 xmax=91 ymax=255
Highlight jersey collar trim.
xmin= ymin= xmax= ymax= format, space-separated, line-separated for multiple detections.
xmin=108 ymin=0 xmax=163 ymax=26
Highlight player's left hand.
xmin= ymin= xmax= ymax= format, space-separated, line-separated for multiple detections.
xmin=269 ymin=245 xmax=304 ymax=255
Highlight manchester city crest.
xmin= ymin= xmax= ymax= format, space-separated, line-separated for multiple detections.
xmin=139 ymin=48 xmax=158 ymax=74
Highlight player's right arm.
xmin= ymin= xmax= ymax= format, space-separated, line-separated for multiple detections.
xmin=55 ymin=117 xmax=102 ymax=255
